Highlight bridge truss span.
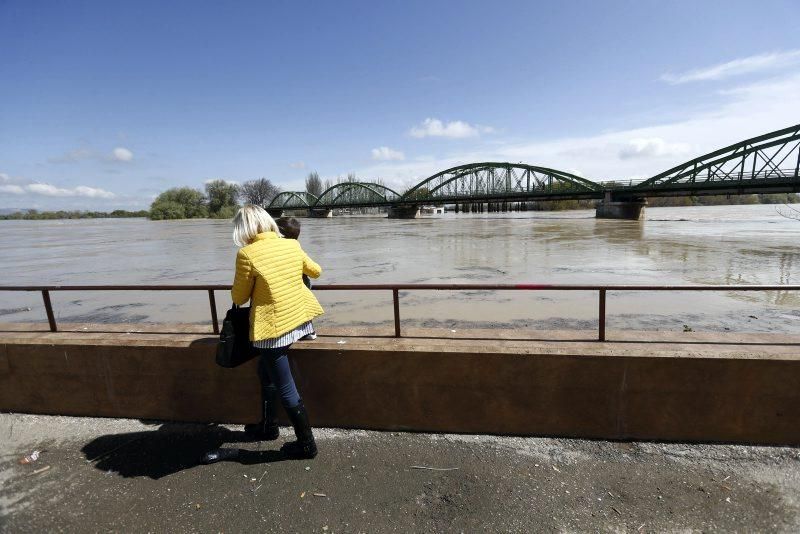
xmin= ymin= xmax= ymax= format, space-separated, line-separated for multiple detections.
xmin=268 ymin=191 xmax=319 ymax=209
xmin=313 ymin=182 xmax=401 ymax=208
xmin=264 ymin=124 xmax=800 ymax=219
xmin=633 ymin=123 xmax=800 ymax=194
xmin=400 ymin=162 xmax=603 ymax=204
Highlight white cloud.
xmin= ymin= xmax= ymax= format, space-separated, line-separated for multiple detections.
xmin=371 ymin=146 xmax=405 ymax=161
xmin=290 ymin=161 xmax=307 ymax=169
xmin=26 ymin=183 xmax=116 ymax=198
xmin=409 ymin=118 xmax=493 ymax=139
xmin=618 ymin=138 xmax=691 ymax=160
xmin=26 ymin=183 xmax=72 ymax=196
xmin=48 ymin=148 xmax=94 ymax=164
xmin=112 ymin=147 xmax=133 ymax=162
xmin=0 ymin=172 xmax=28 ymax=194
xmin=661 ymin=50 xmax=800 ymax=84
xmin=48 ymin=146 xmax=135 ymax=164
xmin=73 ymin=186 xmax=117 ymax=198
xmin=0 ymin=184 xmax=25 ymax=194
xmin=353 ymin=73 xmax=800 ymax=188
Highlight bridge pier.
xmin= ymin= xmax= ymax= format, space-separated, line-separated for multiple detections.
xmin=308 ymin=209 xmax=333 ymax=218
xmin=266 ymin=208 xmax=283 ymax=219
xmin=387 ymin=205 xmax=419 ymax=219
xmin=596 ymin=194 xmax=647 ymax=220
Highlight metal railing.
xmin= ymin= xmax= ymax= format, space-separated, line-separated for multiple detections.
xmin=2 ymin=283 xmax=800 ymax=341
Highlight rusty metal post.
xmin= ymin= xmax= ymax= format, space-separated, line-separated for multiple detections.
xmin=208 ymin=290 xmax=219 ymax=334
xmin=598 ymin=289 xmax=606 ymax=342
xmin=392 ymin=289 xmax=401 ymax=337
xmin=42 ymin=290 xmax=57 ymax=332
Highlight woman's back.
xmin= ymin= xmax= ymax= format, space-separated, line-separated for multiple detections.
xmin=232 ymin=231 xmax=323 ymax=341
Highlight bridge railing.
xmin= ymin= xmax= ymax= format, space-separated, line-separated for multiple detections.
xmin=2 ymin=283 xmax=800 ymax=341
xmin=597 ymin=168 xmax=799 ymax=190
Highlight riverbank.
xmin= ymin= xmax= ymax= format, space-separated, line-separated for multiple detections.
xmin=1 ymin=413 xmax=798 ymax=532
xmin=0 ymin=209 xmax=149 ymax=220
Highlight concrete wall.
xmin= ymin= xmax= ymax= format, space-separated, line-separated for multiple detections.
xmin=387 ymin=206 xmax=420 ymax=219
xmin=1 ymin=329 xmax=799 ymax=444
xmin=308 ymin=209 xmax=333 ymax=218
xmin=596 ymin=200 xmax=647 ymax=220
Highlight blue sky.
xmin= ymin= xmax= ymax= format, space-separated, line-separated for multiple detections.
xmin=2 ymin=0 xmax=800 ymax=210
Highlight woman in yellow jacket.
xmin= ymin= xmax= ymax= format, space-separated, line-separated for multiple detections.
xmin=203 ymin=204 xmax=324 ymax=463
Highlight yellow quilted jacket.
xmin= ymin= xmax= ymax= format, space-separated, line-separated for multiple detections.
xmin=231 ymin=232 xmax=324 ymax=341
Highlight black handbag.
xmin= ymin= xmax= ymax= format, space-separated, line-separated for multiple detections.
xmin=215 ymin=305 xmax=256 ymax=368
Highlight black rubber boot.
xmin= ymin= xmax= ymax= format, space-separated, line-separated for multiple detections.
xmin=201 ymin=447 xmax=240 ymax=464
xmin=281 ymin=401 xmax=317 ymax=459
xmin=245 ymin=384 xmax=280 ymax=441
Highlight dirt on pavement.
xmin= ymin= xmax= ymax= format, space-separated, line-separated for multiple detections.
xmin=1 ymin=413 xmax=799 ymax=533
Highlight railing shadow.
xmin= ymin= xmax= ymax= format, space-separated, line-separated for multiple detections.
xmin=80 ymin=421 xmax=287 ymax=479
xmin=312 ymin=333 xmax=800 ymax=346
xmin=4 ymin=323 xmax=800 ymax=347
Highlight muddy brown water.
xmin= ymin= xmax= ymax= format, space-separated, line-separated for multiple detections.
xmin=1 ymin=204 xmax=799 ymax=334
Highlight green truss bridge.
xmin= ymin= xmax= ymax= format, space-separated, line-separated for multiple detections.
xmin=267 ymin=123 xmax=800 ymax=220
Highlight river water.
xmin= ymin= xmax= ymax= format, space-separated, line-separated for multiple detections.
xmin=1 ymin=204 xmax=799 ymax=334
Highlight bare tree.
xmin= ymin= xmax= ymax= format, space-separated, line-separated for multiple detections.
xmin=317 ymin=179 xmax=334 ymax=203
xmin=777 ymin=204 xmax=800 ymax=220
xmin=305 ymin=172 xmax=323 ymax=198
xmin=239 ymin=178 xmax=280 ymax=206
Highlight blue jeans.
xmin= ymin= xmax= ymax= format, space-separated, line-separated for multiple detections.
xmin=255 ymin=346 xmax=301 ymax=409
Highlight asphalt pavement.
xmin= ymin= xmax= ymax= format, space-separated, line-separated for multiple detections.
xmin=1 ymin=414 xmax=799 ymax=533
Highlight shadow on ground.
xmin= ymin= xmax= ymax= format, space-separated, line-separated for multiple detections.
xmin=80 ymin=422 xmax=289 ymax=479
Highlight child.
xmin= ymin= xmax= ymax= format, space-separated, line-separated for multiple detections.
xmin=276 ymin=217 xmax=317 ymax=340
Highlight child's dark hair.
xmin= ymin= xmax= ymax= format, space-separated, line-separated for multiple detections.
xmin=276 ymin=217 xmax=301 ymax=240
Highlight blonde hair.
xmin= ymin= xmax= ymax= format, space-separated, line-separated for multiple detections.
xmin=232 ymin=204 xmax=282 ymax=247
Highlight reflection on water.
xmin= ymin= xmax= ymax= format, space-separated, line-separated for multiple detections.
xmin=0 ymin=204 xmax=798 ymax=333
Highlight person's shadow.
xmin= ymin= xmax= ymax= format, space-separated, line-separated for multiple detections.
xmin=81 ymin=421 xmax=288 ymax=479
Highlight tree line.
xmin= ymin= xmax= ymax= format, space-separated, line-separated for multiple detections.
xmin=1 ymin=173 xmax=343 ymax=221
xmin=0 ymin=209 xmax=149 ymax=220
xmin=148 ymin=172 xmax=369 ymax=220
xmin=523 ymin=192 xmax=799 ymax=211
xmin=148 ymin=178 xmax=281 ymax=220
xmin=646 ymin=192 xmax=798 ymax=207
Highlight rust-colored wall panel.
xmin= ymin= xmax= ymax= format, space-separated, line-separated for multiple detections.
xmin=288 ymin=350 xmax=625 ymax=438
xmin=1 ymin=335 xmax=799 ymax=445
xmin=618 ymin=358 xmax=800 ymax=443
